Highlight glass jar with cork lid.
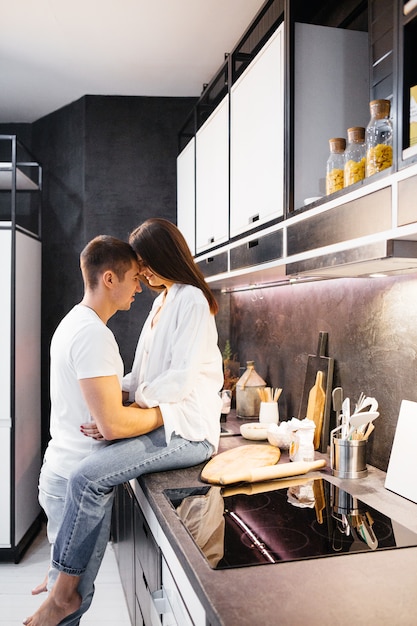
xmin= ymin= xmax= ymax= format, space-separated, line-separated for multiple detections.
xmin=344 ymin=126 xmax=366 ymax=187
xmin=326 ymin=137 xmax=346 ymax=195
xmin=365 ymin=99 xmax=393 ymax=176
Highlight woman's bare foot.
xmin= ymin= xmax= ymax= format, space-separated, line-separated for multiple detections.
xmin=23 ymin=572 xmax=81 ymax=626
xmin=31 ymin=572 xmax=49 ymax=595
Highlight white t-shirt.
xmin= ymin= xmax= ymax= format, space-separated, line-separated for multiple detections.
xmin=123 ymin=284 xmax=223 ymax=452
xmin=43 ymin=304 xmax=124 ymax=479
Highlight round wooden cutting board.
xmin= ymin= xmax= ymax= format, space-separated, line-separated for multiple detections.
xmin=201 ymin=444 xmax=281 ymax=485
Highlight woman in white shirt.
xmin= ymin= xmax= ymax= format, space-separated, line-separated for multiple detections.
xmin=25 ymin=219 xmax=223 ymax=626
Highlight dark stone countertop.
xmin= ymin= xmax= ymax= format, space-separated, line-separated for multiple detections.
xmin=136 ymin=415 xmax=417 ymax=626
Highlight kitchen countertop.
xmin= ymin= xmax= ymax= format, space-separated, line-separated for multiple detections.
xmin=137 ymin=414 xmax=417 ymax=626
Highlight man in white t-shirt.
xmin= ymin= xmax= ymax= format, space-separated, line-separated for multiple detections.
xmin=33 ymin=235 xmax=163 ymax=625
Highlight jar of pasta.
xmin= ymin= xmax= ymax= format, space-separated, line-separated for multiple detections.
xmin=365 ymin=99 xmax=393 ymax=176
xmin=344 ymin=127 xmax=366 ymax=186
xmin=326 ymin=137 xmax=346 ymax=195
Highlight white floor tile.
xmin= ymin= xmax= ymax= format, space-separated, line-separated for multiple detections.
xmin=0 ymin=525 xmax=131 ymax=625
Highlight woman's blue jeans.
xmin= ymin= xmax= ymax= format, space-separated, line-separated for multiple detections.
xmin=52 ymin=427 xmax=214 ymax=575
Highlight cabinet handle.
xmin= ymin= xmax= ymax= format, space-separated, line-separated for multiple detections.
xmin=206 ymin=257 xmax=214 ymax=263
xmin=151 ymin=587 xmax=174 ymax=619
xmin=248 ymin=239 xmax=259 ymax=249
xmin=249 ymin=214 xmax=259 ymax=223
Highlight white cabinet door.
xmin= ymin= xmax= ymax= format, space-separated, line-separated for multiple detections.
xmin=176 ymin=138 xmax=196 ymax=255
xmin=230 ymin=24 xmax=284 ymax=237
xmin=0 ymin=230 xmax=11 ymax=547
xmin=195 ymin=95 xmax=229 ymax=253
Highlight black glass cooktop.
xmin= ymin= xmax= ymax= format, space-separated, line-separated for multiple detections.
xmin=164 ymin=477 xmax=417 ymax=570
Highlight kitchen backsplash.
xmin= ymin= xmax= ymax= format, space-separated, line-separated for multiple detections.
xmin=215 ymin=272 xmax=417 ymax=472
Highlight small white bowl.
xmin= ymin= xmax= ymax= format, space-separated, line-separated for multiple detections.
xmin=240 ymin=422 xmax=273 ymax=441
xmin=267 ymin=423 xmax=291 ymax=449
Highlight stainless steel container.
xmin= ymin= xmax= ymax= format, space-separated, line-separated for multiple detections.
xmin=331 ymin=436 xmax=368 ymax=479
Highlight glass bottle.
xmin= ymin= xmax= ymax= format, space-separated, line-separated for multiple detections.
xmin=236 ymin=360 xmax=266 ymax=419
xmin=365 ymin=99 xmax=393 ymax=177
xmin=326 ymin=138 xmax=346 ymax=195
xmin=344 ymin=126 xmax=366 ymax=187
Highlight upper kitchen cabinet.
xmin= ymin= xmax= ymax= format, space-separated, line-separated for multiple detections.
xmin=177 ymin=137 xmax=196 ymax=254
xmin=195 ymin=95 xmax=229 ymax=252
xmin=230 ymin=23 xmax=284 ymax=236
xmin=291 ymin=22 xmax=369 ymax=209
xmin=0 ymin=136 xmax=42 ymax=561
xmin=399 ymin=0 xmax=417 ymax=166
xmin=177 ymin=1 xmax=417 ymax=288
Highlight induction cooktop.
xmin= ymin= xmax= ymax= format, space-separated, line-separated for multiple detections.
xmin=164 ymin=476 xmax=417 ymax=570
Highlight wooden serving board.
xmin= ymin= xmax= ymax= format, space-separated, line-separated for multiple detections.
xmin=201 ymin=444 xmax=281 ymax=485
xmin=306 ymin=370 xmax=326 ymax=450
xmin=298 ymin=331 xmax=334 ymax=453
xmin=201 ymin=444 xmax=326 ymax=486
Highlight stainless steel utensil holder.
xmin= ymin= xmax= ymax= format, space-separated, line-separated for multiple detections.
xmin=331 ymin=436 xmax=368 ymax=479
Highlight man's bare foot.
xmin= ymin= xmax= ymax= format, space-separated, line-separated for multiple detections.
xmin=31 ymin=572 xmax=49 ymax=595
xmin=23 ymin=585 xmax=81 ymax=626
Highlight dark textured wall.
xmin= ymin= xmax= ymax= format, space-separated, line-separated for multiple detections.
xmin=225 ymin=273 xmax=417 ymax=471
xmin=4 ymin=95 xmax=196 ymax=449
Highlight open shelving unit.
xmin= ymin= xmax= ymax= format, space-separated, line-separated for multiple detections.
xmin=0 ymin=135 xmax=42 ymax=562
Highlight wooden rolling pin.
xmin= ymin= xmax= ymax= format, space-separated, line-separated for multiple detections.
xmin=216 ymin=459 xmax=326 ymax=486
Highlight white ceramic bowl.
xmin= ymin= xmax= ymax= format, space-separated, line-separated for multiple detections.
xmin=240 ymin=422 xmax=273 ymax=441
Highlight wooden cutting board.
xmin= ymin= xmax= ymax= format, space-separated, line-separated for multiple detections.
xmin=200 ymin=444 xmax=326 ymax=485
xmin=306 ymin=370 xmax=326 ymax=450
xmin=201 ymin=445 xmax=281 ymax=484
xmin=298 ymin=331 xmax=334 ymax=452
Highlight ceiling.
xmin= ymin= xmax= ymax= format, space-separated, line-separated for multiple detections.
xmin=0 ymin=0 xmax=266 ymax=124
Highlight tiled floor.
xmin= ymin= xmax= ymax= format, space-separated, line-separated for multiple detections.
xmin=0 ymin=524 xmax=131 ymax=625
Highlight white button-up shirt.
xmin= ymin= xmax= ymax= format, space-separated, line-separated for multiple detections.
xmin=123 ymin=283 xmax=223 ymax=451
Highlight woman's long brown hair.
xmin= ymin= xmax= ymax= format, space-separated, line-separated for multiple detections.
xmin=129 ymin=218 xmax=219 ymax=315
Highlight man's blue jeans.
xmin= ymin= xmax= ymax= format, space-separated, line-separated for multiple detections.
xmin=52 ymin=427 xmax=214 ymax=575
xmin=39 ymin=463 xmax=113 ymax=626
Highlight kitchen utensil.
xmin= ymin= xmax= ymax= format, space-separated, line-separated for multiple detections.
xmin=298 ymin=332 xmax=334 ymax=453
xmin=362 ymin=421 xmax=375 ymax=440
xmin=341 ymin=397 xmax=350 ymax=439
xmin=273 ymin=387 xmax=282 ymax=402
xmin=355 ymin=395 xmax=378 ymax=414
xmin=348 ymin=411 xmax=379 ymax=436
xmin=354 ymin=391 xmax=365 ymax=413
xmin=385 ymin=400 xmax=417 ymax=504
xmin=201 ymin=444 xmax=281 ymax=484
xmin=332 ymin=387 xmax=343 ymax=427
xmin=306 ymin=370 xmax=326 ymax=450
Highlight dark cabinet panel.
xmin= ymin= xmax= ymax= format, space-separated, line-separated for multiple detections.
xmin=197 ymin=251 xmax=228 ymax=277
xmin=287 ymin=187 xmax=392 ymax=256
xmin=398 ymin=173 xmax=417 ymax=225
xmin=230 ymin=231 xmax=283 ymax=271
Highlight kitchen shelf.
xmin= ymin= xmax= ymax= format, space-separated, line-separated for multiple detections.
xmin=0 ymin=163 xmax=40 ymax=190
xmin=0 ymin=135 xmax=42 ymax=562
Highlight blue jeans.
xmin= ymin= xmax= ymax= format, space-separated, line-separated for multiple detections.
xmin=39 ymin=463 xmax=113 ymax=626
xmin=53 ymin=427 xmax=214 ymax=575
